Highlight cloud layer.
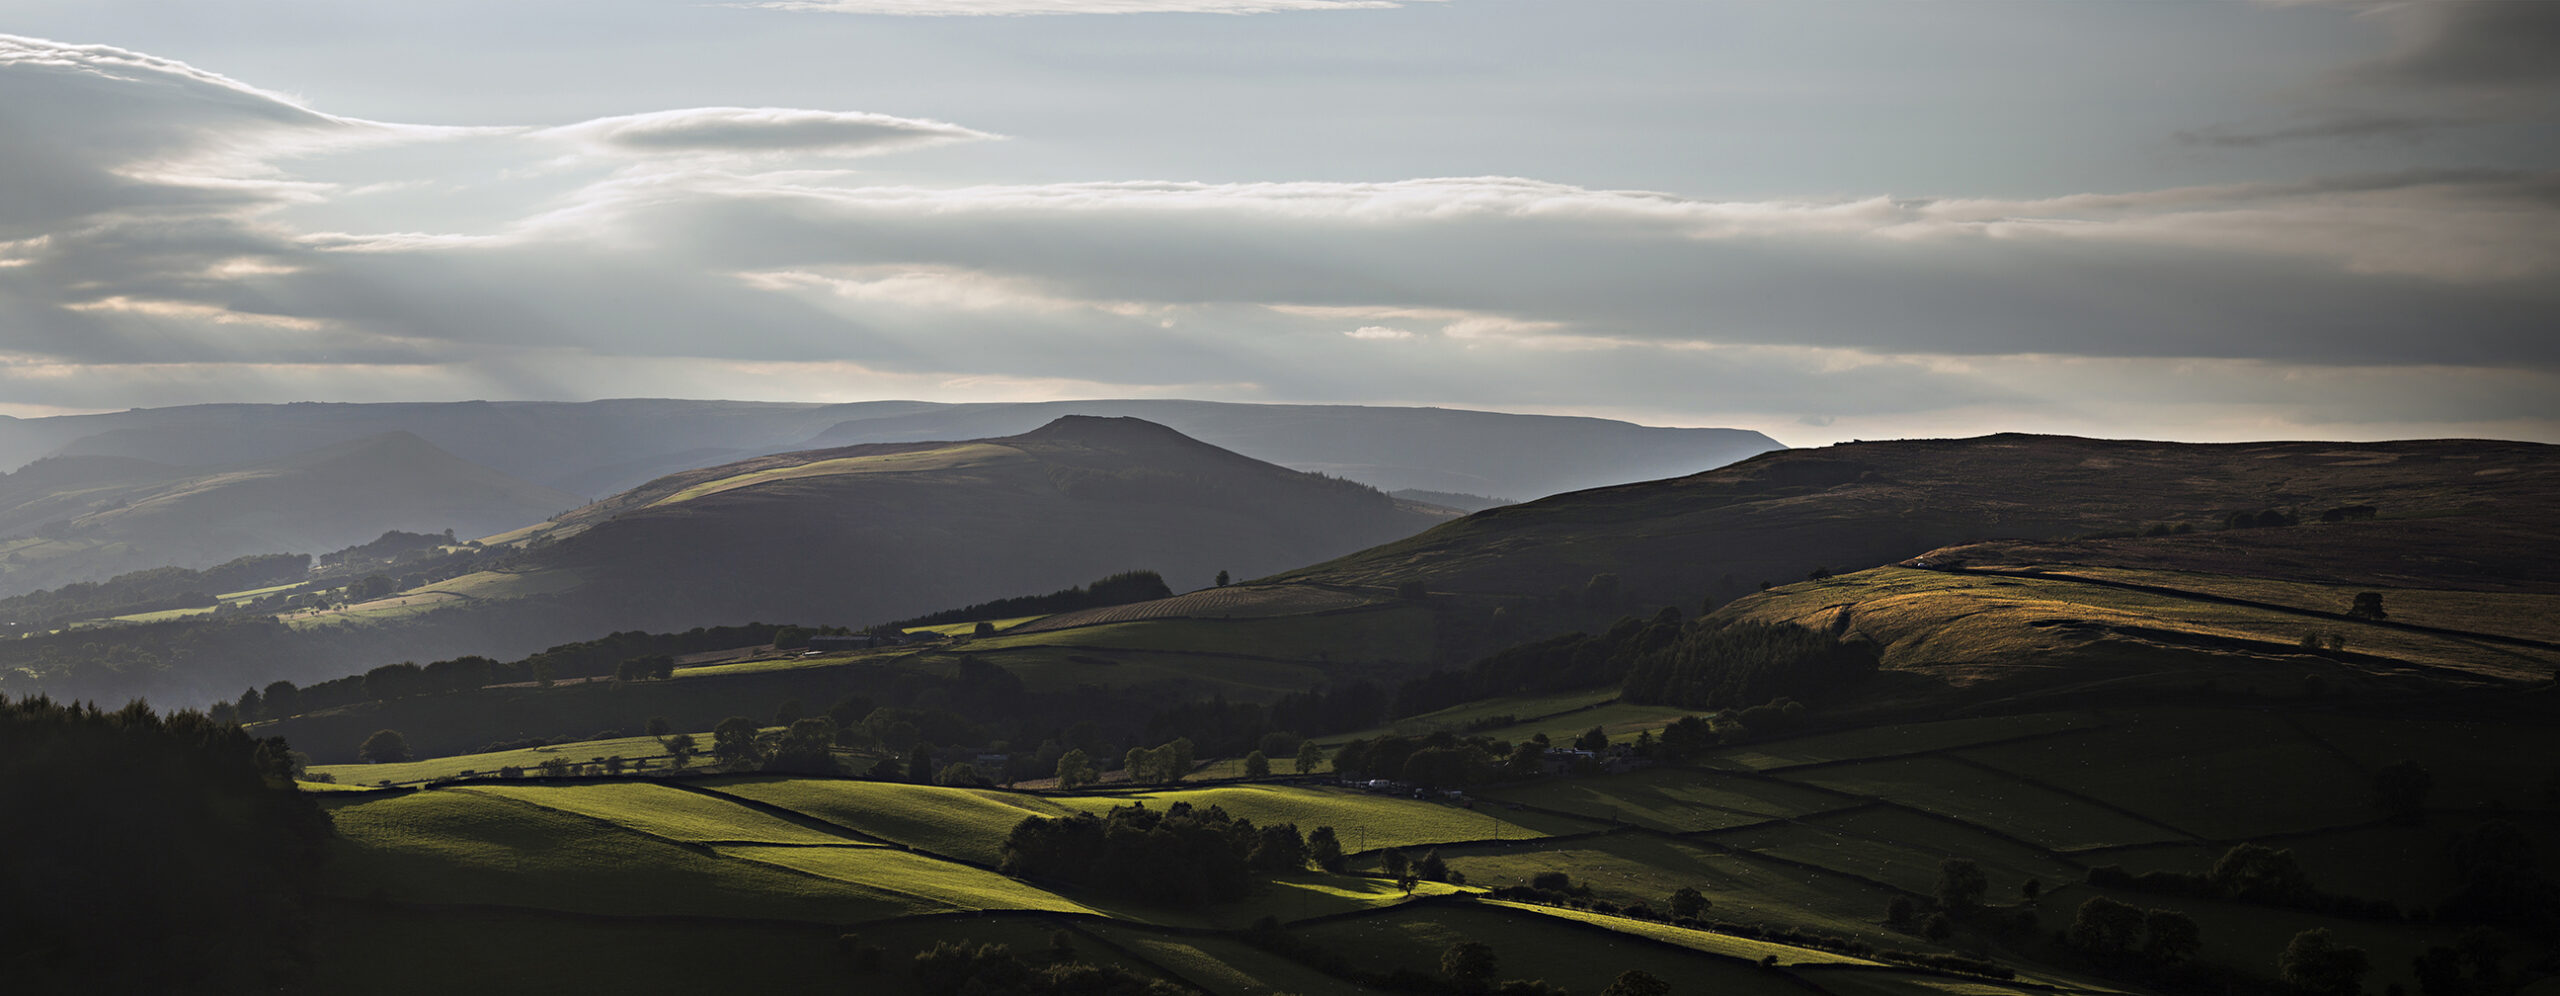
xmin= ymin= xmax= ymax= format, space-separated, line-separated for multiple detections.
xmin=0 ymin=31 xmax=2553 ymax=446
xmin=731 ymin=0 xmax=1441 ymax=15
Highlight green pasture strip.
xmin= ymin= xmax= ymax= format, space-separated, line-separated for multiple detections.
xmin=1433 ymin=833 xmax=1911 ymax=946
xmin=1479 ymin=766 xmax=1847 ymax=832
xmin=2033 ymin=881 xmax=2475 ymax=994
xmin=1319 ymin=689 xmax=1626 ymax=744
xmin=957 ymin=646 xmax=1330 ymax=698
xmin=1782 ymin=755 xmax=2191 ymax=852
xmin=108 ymin=605 xmax=218 ymax=623
xmin=1235 ymin=875 xmax=1477 ymax=925
xmin=1704 ymin=712 xmax=2103 ymax=772
xmin=457 ymin=781 xmax=861 ymax=845
xmin=1074 ymin=922 xmax=1360 ymax=996
xmin=1050 ymin=784 xmax=1603 ymax=852
xmin=213 ymin=581 xmax=305 ymax=600
xmin=971 ymin=605 xmax=1436 ymax=664
xmin=321 ymin=789 xmax=910 ymax=922
xmin=1459 ymin=702 xmax=1702 ymax=748
xmin=1714 ymin=805 xmax=2084 ymax=900
xmin=1955 ymin=711 xmax=2376 ymax=840
xmin=309 ymin=732 xmax=691 ymax=785
xmin=708 ymin=776 xmax=1074 ymax=864
xmin=652 ymin=442 xmax=1020 ymax=506
xmin=670 ymin=653 xmax=902 ymax=679
xmin=1289 ymin=900 xmax=1800 ymax=995
xmin=715 ymin=845 xmax=1098 ymax=916
xmin=901 ymin=614 xmax=1047 ymax=637
xmin=2291 ymin=713 xmax=2560 ymax=811
xmin=1486 ymin=899 xmax=1885 ymax=966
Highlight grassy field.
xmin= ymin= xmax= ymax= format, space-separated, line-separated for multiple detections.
xmin=1075 ymin=920 xmax=1372 ymax=996
xmin=1431 ymin=833 xmax=1911 ymax=945
xmin=1954 ymin=710 xmax=2379 ymax=840
xmin=1016 ymin=584 xmax=1381 ymax=631
xmin=452 ymin=782 xmax=860 ymax=845
xmin=706 ymin=777 xmax=1072 ymax=864
xmin=2018 ymin=566 xmax=2560 ymax=645
xmin=1781 ymin=755 xmax=2193 ymax=852
xmin=1335 ymin=688 xmax=1625 ymax=740
xmin=1713 ymin=805 xmax=2082 ymax=900
xmin=1287 ymin=901 xmax=1804 ymax=994
xmin=1053 ymin=784 xmax=1603 ymax=853
xmin=1486 ymin=899 xmax=1884 ymax=966
xmin=970 ymin=605 xmax=1436 ymax=666
xmin=1481 ymin=766 xmax=1850 ymax=832
xmin=307 ymin=732 xmax=700 ymax=785
xmin=2292 ymin=712 xmax=2560 ymax=811
xmin=281 ymin=567 xmax=588 ymax=627
xmin=1703 ymin=712 xmax=2102 ymax=772
xmin=901 ymin=614 xmax=1047 ymax=637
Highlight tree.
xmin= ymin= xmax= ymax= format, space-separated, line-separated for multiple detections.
xmin=1574 ymin=726 xmax=1609 ymax=752
xmin=1507 ymin=739 xmax=1546 ymax=775
xmin=1922 ymin=912 xmax=1954 ymax=941
xmin=1601 ymin=970 xmax=1671 ymax=996
xmin=972 ymin=620 xmax=995 ymax=637
xmin=644 ymin=716 xmax=671 ymax=737
xmin=1054 ymin=748 xmax=1097 ymax=789
xmin=1936 ymin=858 xmax=1989 ymax=912
xmin=1669 ymin=886 xmax=1707 ymax=919
xmin=937 ymin=762 xmax=990 ymax=787
xmin=2142 ymin=909 xmax=2202 ymax=965
xmin=1296 ymin=741 xmax=1324 ymax=774
xmin=1443 ymin=941 xmax=1499 ymax=992
xmin=1216 ymin=570 xmax=1230 ymax=587
xmin=1244 ymin=750 xmax=1270 ymax=778
xmin=2022 ymin=877 xmax=2042 ymax=900
xmin=2067 ymin=896 xmax=2145 ymax=956
xmin=237 ymin=687 xmax=263 ymax=722
xmin=2348 ymin=592 xmax=2387 ymax=621
xmin=1308 ymin=826 xmax=1345 ymax=872
xmin=711 ymin=716 xmax=762 ymax=765
xmin=665 ymin=732 xmax=699 ymax=768
xmin=2280 ymin=928 xmax=2370 ymax=996
xmin=260 ymin=680 xmax=299 ymax=719
xmin=358 ymin=728 xmax=411 ymax=764
xmin=1382 ymin=849 xmax=1410 ymax=880
xmin=2211 ymin=843 xmax=2314 ymax=904
xmin=1417 ymin=849 xmax=1451 ymax=882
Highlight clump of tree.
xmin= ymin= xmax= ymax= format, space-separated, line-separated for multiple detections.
xmin=615 ymin=655 xmax=676 ymax=681
xmin=912 ymin=939 xmax=1184 ymax=996
xmin=2084 ymin=843 xmax=2404 ymax=920
xmin=888 ymin=570 xmax=1171 ymax=630
xmin=0 ymin=551 xmax=311 ymax=628
xmin=1122 ymin=737 xmax=1196 ymax=784
xmin=2064 ymin=897 xmax=2203 ymax=971
xmin=1621 ymin=621 xmax=1880 ymax=710
xmin=1330 ymin=730 xmax=1508 ymax=789
xmin=2278 ymin=928 xmax=2370 ymax=996
xmin=0 ymin=695 xmax=331 ymax=992
xmin=1391 ymin=608 xmax=1687 ymax=719
xmin=999 ymin=802 xmax=1316 ymax=907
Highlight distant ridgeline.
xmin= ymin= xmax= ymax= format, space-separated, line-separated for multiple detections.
xmin=0 ymin=552 xmax=310 ymax=628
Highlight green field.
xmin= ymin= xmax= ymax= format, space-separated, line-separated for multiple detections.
xmin=1432 ymin=832 xmax=1910 ymax=945
xmin=901 ymin=614 xmax=1047 ymax=637
xmin=1058 ymin=784 xmax=1602 ymax=852
xmin=1713 ymin=805 xmax=2082 ymax=900
xmin=970 ymin=605 xmax=1437 ymax=666
xmin=1703 ymin=711 xmax=2102 ymax=772
xmin=1782 ymin=755 xmax=2193 ymax=852
xmin=308 ymin=732 xmax=701 ymax=785
xmin=1288 ymin=901 xmax=1805 ymax=994
xmin=707 ymin=777 xmax=1073 ymax=863
xmin=1482 ymin=766 xmax=1850 ymax=832
xmin=452 ymin=782 xmax=861 ymax=845
xmin=1955 ymin=710 xmax=2379 ymax=840
xmin=652 ymin=443 xmax=1022 ymax=506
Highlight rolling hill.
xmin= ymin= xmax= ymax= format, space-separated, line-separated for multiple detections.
xmin=362 ymin=416 xmax=1459 ymax=639
xmin=0 ymin=432 xmax=580 ymax=597
xmin=0 ymin=398 xmax=1780 ymax=505
xmin=1280 ymin=434 xmax=2560 ymax=606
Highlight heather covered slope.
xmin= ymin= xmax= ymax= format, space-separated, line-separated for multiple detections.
xmin=1280 ymin=435 xmax=2560 ymax=609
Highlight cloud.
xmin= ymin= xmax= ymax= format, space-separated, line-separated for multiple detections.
xmin=543 ymin=107 xmax=995 ymax=158
xmin=2173 ymin=111 xmax=2451 ymax=148
xmin=1 ymin=33 xmax=2553 ymax=447
xmin=730 ymin=0 xmax=1441 ymax=16
xmin=2353 ymin=0 xmax=2560 ymax=94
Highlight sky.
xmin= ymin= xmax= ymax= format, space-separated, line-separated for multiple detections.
xmin=1 ymin=0 xmax=2554 ymax=446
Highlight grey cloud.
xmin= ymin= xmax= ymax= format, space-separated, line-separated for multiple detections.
xmin=544 ymin=107 xmax=995 ymax=157
xmin=2360 ymin=0 xmax=2560 ymax=93
xmin=2174 ymin=111 xmax=2452 ymax=148
xmin=731 ymin=1 xmax=1436 ymax=16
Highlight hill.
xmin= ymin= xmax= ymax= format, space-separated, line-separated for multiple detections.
xmin=0 ymin=398 xmax=1781 ymax=505
xmin=0 ymin=433 xmax=580 ymax=598
xmin=1280 ymin=435 xmax=2560 ymax=607
xmin=342 ymin=416 xmax=1457 ymax=640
